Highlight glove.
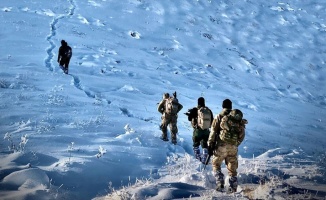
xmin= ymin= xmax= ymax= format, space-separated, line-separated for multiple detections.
xmin=207 ymin=145 xmax=214 ymax=156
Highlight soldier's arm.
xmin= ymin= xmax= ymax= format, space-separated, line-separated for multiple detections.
xmin=157 ymin=100 xmax=164 ymax=114
xmin=237 ymin=120 xmax=247 ymax=146
xmin=238 ymin=119 xmax=248 ymax=146
xmin=69 ymin=47 xmax=72 ymax=57
xmin=237 ymin=128 xmax=245 ymax=146
xmin=57 ymin=48 xmax=61 ymax=62
xmin=190 ymin=108 xmax=198 ymax=128
xmin=191 ymin=117 xmax=197 ymax=128
xmin=177 ymin=103 xmax=183 ymax=113
xmin=220 ymin=116 xmax=229 ymax=131
xmin=208 ymin=115 xmax=219 ymax=146
xmin=209 ymin=110 xmax=214 ymax=126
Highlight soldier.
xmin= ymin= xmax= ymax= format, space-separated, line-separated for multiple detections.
xmin=207 ymin=99 xmax=247 ymax=192
xmin=57 ymin=40 xmax=72 ymax=74
xmin=186 ymin=97 xmax=213 ymax=164
xmin=157 ymin=92 xmax=183 ymax=144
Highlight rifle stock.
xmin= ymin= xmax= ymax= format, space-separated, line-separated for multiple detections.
xmin=203 ymin=154 xmax=211 ymax=170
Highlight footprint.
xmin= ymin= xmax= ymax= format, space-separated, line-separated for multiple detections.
xmin=129 ymin=31 xmax=141 ymax=39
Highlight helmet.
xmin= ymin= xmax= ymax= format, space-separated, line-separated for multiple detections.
xmin=230 ymin=109 xmax=243 ymax=121
xmin=163 ymin=93 xmax=170 ymax=99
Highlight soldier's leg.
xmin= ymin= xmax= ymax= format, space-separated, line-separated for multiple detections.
xmin=212 ymin=145 xmax=227 ymax=190
xmin=59 ymin=58 xmax=65 ymax=67
xmin=66 ymin=58 xmax=70 ymax=67
xmin=225 ymin=145 xmax=239 ymax=192
xmin=65 ymin=58 xmax=70 ymax=73
xmin=160 ymin=116 xmax=169 ymax=141
xmin=200 ymin=129 xmax=210 ymax=163
xmin=170 ymin=116 xmax=178 ymax=144
xmin=192 ymin=129 xmax=201 ymax=161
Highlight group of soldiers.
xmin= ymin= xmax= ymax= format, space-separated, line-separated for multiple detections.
xmin=157 ymin=92 xmax=247 ymax=193
xmin=57 ymin=37 xmax=246 ymax=192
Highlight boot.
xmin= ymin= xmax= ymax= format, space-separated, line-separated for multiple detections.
xmin=161 ymin=132 xmax=168 ymax=141
xmin=214 ymin=170 xmax=224 ymax=191
xmin=201 ymin=148 xmax=208 ymax=164
xmin=193 ymin=147 xmax=201 ymax=162
xmin=229 ymin=176 xmax=238 ymax=193
xmin=171 ymin=133 xmax=177 ymax=145
xmin=171 ymin=138 xmax=177 ymax=145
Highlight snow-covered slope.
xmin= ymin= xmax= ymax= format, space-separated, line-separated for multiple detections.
xmin=0 ymin=0 xmax=325 ymax=199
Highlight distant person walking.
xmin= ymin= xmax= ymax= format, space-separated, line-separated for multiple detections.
xmin=157 ymin=92 xmax=183 ymax=144
xmin=185 ymin=97 xmax=213 ymax=164
xmin=207 ymin=99 xmax=247 ymax=193
xmin=57 ymin=40 xmax=72 ymax=74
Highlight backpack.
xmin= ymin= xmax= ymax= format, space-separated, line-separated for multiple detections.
xmin=219 ymin=109 xmax=246 ymax=145
xmin=65 ymin=47 xmax=72 ymax=58
xmin=197 ymin=107 xmax=212 ymax=130
xmin=165 ymin=97 xmax=179 ymax=115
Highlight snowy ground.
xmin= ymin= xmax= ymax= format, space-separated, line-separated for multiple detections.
xmin=0 ymin=0 xmax=325 ymax=199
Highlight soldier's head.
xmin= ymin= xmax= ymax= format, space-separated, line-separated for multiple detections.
xmin=61 ymin=40 xmax=67 ymax=46
xmin=198 ymin=97 xmax=205 ymax=107
xmin=222 ymin=99 xmax=232 ymax=109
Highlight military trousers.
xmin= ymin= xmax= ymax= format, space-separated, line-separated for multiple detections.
xmin=160 ymin=113 xmax=178 ymax=140
xmin=212 ymin=143 xmax=238 ymax=177
xmin=192 ymin=128 xmax=209 ymax=148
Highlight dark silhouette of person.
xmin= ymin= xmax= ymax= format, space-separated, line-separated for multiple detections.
xmin=57 ymin=40 xmax=72 ymax=74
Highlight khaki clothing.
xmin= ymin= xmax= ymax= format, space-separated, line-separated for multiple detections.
xmin=208 ymin=108 xmax=231 ymax=147
xmin=157 ymin=98 xmax=183 ymax=115
xmin=208 ymin=108 xmax=245 ymax=177
xmin=160 ymin=113 xmax=178 ymax=140
xmin=211 ymin=143 xmax=238 ymax=176
xmin=220 ymin=115 xmax=246 ymax=146
xmin=157 ymin=98 xmax=183 ymax=140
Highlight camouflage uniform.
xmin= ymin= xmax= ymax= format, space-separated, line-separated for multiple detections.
xmin=157 ymin=94 xmax=183 ymax=143
xmin=208 ymin=105 xmax=246 ymax=192
xmin=191 ymin=106 xmax=213 ymax=148
xmin=189 ymin=98 xmax=213 ymax=163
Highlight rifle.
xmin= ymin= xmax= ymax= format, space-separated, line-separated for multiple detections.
xmin=184 ymin=108 xmax=197 ymax=122
xmin=203 ymin=153 xmax=211 ymax=170
xmin=203 ymin=122 xmax=219 ymax=170
xmin=203 ymin=113 xmax=225 ymax=170
xmin=184 ymin=111 xmax=190 ymax=116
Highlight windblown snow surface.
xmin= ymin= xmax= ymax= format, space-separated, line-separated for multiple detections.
xmin=0 ymin=0 xmax=325 ymax=199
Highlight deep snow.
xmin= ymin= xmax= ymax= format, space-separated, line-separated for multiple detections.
xmin=0 ymin=0 xmax=325 ymax=199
